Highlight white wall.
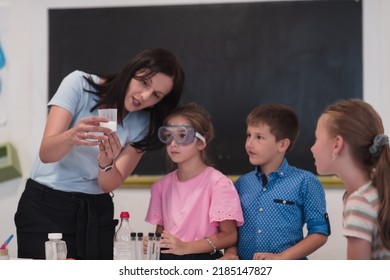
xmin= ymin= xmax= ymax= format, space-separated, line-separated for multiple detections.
xmin=0 ymin=0 xmax=388 ymax=260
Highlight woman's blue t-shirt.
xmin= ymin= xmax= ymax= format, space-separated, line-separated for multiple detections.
xmin=30 ymin=70 xmax=150 ymax=194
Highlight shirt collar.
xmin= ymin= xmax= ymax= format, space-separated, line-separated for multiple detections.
xmin=255 ymin=158 xmax=289 ymax=178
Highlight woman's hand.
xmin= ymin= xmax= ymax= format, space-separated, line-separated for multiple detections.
xmin=39 ymin=106 xmax=112 ymax=163
xmin=70 ymin=116 xmax=113 ymax=146
xmin=98 ymin=144 xmax=144 ymax=192
xmin=98 ymin=131 xmax=122 ymax=168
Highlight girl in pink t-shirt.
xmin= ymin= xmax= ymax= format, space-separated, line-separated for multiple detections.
xmin=145 ymin=103 xmax=244 ymax=260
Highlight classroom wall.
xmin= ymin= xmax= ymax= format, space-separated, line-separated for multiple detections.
xmin=0 ymin=0 xmax=389 ymax=260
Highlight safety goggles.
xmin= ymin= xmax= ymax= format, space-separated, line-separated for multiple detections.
xmin=158 ymin=125 xmax=206 ymax=146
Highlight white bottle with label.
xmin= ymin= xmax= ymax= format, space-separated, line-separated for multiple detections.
xmin=45 ymin=233 xmax=67 ymax=260
xmin=113 ymin=211 xmax=133 ymax=260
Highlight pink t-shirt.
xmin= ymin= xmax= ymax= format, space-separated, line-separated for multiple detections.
xmin=145 ymin=166 xmax=244 ymax=242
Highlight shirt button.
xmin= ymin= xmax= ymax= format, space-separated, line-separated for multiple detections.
xmin=283 ymin=200 xmax=286 ymax=204
xmin=262 ymin=187 xmax=266 ymax=192
xmin=280 ymin=172 xmax=284 ymax=176
xmin=259 ymin=208 xmax=264 ymax=212
xmin=258 ymin=229 xmax=263 ymax=235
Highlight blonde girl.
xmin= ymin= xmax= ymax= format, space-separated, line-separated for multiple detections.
xmin=311 ymin=98 xmax=390 ymax=259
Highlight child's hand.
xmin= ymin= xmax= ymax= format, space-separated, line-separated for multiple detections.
xmin=143 ymin=236 xmax=148 ymax=255
xmin=253 ymin=252 xmax=283 ymax=260
xmin=160 ymin=230 xmax=187 ymax=255
xmin=218 ymin=253 xmax=239 ymax=260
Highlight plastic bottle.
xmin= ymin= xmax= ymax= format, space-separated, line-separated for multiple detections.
xmin=45 ymin=233 xmax=67 ymax=260
xmin=113 ymin=211 xmax=133 ymax=260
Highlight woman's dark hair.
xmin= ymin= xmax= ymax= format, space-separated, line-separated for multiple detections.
xmin=85 ymin=48 xmax=185 ymax=151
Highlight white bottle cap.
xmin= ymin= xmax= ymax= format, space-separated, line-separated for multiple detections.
xmin=48 ymin=233 xmax=63 ymax=239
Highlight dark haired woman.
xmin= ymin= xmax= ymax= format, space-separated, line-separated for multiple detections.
xmin=15 ymin=48 xmax=185 ymax=260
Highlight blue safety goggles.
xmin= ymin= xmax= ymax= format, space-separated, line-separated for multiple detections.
xmin=158 ymin=125 xmax=206 ymax=146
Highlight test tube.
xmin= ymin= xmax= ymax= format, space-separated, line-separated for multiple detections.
xmin=130 ymin=232 xmax=137 ymax=260
xmin=136 ymin=232 xmax=144 ymax=260
xmin=153 ymin=233 xmax=161 ymax=260
xmin=146 ymin=232 xmax=155 ymax=260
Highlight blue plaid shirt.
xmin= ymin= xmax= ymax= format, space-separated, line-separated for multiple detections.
xmin=235 ymin=159 xmax=330 ymax=260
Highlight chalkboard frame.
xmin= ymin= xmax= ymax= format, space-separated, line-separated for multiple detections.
xmin=48 ymin=0 xmax=362 ymax=178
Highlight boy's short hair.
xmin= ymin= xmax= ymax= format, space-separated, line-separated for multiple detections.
xmin=246 ymin=103 xmax=300 ymax=152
